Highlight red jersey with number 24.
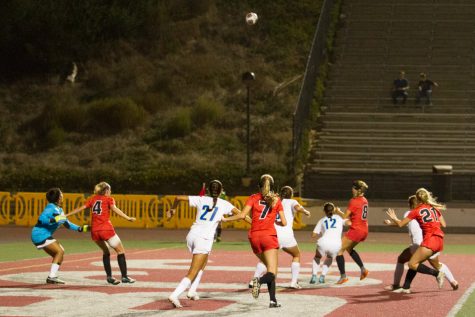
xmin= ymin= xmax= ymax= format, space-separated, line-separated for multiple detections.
xmin=406 ymin=203 xmax=444 ymax=238
xmin=85 ymin=195 xmax=115 ymax=231
xmin=246 ymin=193 xmax=283 ymax=235
xmin=347 ymin=196 xmax=368 ymax=232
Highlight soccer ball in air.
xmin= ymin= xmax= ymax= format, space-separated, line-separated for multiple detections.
xmin=245 ymin=12 xmax=258 ymax=25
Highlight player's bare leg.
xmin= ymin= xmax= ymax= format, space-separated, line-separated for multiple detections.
xmin=282 ymin=245 xmax=301 ymax=288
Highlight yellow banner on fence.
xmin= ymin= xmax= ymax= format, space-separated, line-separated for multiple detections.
xmin=6 ymin=192 xmax=306 ymax=230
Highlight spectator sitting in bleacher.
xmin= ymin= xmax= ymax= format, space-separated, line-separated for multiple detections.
xmin=416 ymin=73 xmax=438 ymax=106
xmin=392 ymin=71 xmax=409 ymax=105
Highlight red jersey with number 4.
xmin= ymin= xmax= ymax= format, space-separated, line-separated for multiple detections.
xmin=348 ymin=196 xmax=368 ymax=232
xmin=246 ymin=193 xmax=283 ymax=234
xmin=85 ymin=195 xmax=115 ymax=231
xmin=407 ymin=203 xmax=444 ymax=238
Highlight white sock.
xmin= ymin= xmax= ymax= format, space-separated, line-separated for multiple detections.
xmin=188 ymin=270 xmax=203 ymax=294
xmin=312 ymin=258 xmax=321 ymax=275
xmin=254 ymin=262 xmax=267 ymax=278
xmin=291 ymin=262 xmax=300 ymax=284
xmin=49 ymin=263 xmax=60 ymax=278
xmin=439 ymin=263 xmax=456 ymax=283
xmin=170 ymin=277 xmax=191 ymax=299
xmin=394 ymin=262 xmax=405 ymax=286
xmin=322 ymin=258 xmax=332 ymax=276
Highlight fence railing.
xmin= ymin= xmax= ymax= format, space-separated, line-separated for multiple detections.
xmin=0 ymin=192 xmax=306 ymax=230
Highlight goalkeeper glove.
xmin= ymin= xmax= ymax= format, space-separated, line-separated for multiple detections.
xmin=54 ymin=215 xmax=67 ymax=223
xmin=78 ymin=225 xmax=89 ymax=233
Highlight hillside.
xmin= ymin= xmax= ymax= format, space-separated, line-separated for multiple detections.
xmin=0 ymin=1 xmax=322 ymax=194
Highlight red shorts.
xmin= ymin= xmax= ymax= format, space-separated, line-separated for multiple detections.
xmin=91 ymin=230 xmax=116 ymax=242
xmin=248 ymin=233 xmax=279 ymax=254
xmin=345 ymin=229 xmax=368 ymax=243
xmin=421 ymin=235 xmax=444 ymax=253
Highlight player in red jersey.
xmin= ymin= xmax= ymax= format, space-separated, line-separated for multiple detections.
xmin=222 ymin=174 xmax=287 ymax=308
xmin=334 ymin=180 xmax=369 ymax=284
xmin=386 ymin=188 xmax=445 ymax=294
xmin=68 ymin=181 xmax=136 ymax=285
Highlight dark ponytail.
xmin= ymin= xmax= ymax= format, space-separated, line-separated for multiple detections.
xmin=208 ymin=180 xmax=223 ymax=209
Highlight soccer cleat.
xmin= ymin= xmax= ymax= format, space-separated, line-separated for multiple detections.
xmin=107 ymin=277 xmax=120 ymax=285
xmin=269 ymin=301 xmax=282 ymax=308
xmin=309 ymin=274 xmax=317 ymax=284
xmin=251 ymin=277 xmax=260 ymax=299
xmin=319 ymin=275 xmax=325 ymax=284
xmin=121 ymin=276 xmax=136 ymax=284
xmin=46 ymin=276 xmax=65 ymax=284
xmin=168 ymin=296 xmax=183 ymax=308
xmin=187 ymin=292 xmax=200 ymax=300
xmin=393 ymin=288 xmax=411 ymax=294
xmin=360 ymin=269 xmax=369 ymax=280
xmin=290 ymin=282 xmax=302 ymax=289
xmin=384 ymin=284 xmax=400 ymax=291
xmin=248 ymin=280 xmax=254 ymax=288
xmin=450 ymin=281 xmax=459 ymax=291
xmin=436 ymin=271 xmax=445 ymax=289
xmin=336 ymin=277 xmax=349 ymax=285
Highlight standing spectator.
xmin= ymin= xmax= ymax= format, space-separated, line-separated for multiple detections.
xmin=334 ymin=180 xmax=369 ymax=284
xmin=416 ymin=72 xmax=438 ymax=106
xmin=166 ymin=180 xmax=245 ymax=308
xmin=67 ymin=181 xmax=136 ymax=285
xmin=392 ymin=71 xmax=410 ymax=104
xmin=31 ymin=188 xmax=87 ymax=284
xmin=223 ymin=174 xmax=287 ymax=308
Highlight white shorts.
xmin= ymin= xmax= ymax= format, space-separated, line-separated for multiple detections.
xmin=186 ymin=232 xmax=213 ymax=255
xmin=278 ymin=233 xmax=298 ymax=249
xmin=409 ymin=243 xmax=440 ymax=260
xmin=35 ymin=238 xmax=57 ymax=249
xmin=317 ymin=239 xmax=341 ymax=258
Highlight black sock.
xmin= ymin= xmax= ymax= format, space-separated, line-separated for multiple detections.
xmin=216 ymin=226 xmax=222 ymax=238
xmin=267 ymin=279 xmax=277 ymax=302
xmin=117 ymin=253 xmax=128 ymax=278
xmin=103 ymin=254 xmax=112 ymax=277
xmin=349 ymin=249 xmax=364 ymax=269
xmin=416 ymin=263 xmax=438 ymax=277
xmin=403 ymin=269 xmax=417 ymax=289
xmin=259 ymin=272 xmax=275 ymax=285
xmin=336 ymin=255 xmax=346 ymax=275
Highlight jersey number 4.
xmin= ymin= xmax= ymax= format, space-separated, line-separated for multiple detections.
xmin=92 ymin=201 xmax=102 ymax=215
xmin=199 ymin=205 xmax=219 ymax=221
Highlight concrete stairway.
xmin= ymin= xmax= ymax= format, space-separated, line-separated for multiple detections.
xmin=303 ymin=0 xmax=475 ymax=200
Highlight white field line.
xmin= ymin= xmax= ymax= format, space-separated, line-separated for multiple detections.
xmin=446 ymin=281 xmax=475 ymax=317
xmin=0 ymin=247 xmax=177 ymax=274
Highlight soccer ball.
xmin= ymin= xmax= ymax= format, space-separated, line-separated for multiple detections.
xmin=245 ymin=12 xmax=258 ymax=25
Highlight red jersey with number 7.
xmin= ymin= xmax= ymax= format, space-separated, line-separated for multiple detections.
xmin=407 ymin=203 xmax=444 ymax=238
xmin=85 ymin=195 xmax=115 ymax=231
xmin=246 ymin=193 xmax=283 ymax=234
xmin=347 ymin=196 xmax=368 ymax=233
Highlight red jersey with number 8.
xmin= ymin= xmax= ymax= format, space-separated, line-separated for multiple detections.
xmin=347 ymin=196 xmax=368 ymax=233
xmin=85 ymin=195 xmax=115 ymax=231
xmin=407 ymin=203 xmax=444 ymax=238
xmin=246 ymin=193 xmax=283 ymax=234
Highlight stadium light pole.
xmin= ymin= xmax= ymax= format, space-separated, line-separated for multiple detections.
xmin=242 ymin=71 xmax=255 ymax=176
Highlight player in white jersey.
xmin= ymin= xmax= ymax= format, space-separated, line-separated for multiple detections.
xmin=167 ymin=180 xmax=244 ymax=308
xmin=384 ymin=195 xmax=458 ymax=291
xmin=249 ymin=186 xmax=310 ymax=289
xmin=310 ymin=202 xmax=346 ymax=284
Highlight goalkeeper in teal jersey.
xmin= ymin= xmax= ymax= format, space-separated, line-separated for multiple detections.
xmin=31 ymin=188 xmax=87 ymax=284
